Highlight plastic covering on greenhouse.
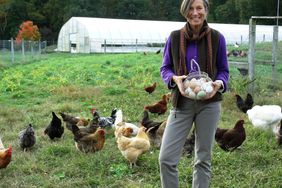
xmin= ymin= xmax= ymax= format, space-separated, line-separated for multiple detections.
xmin=57 ymin=17 xmax=282 ymax=53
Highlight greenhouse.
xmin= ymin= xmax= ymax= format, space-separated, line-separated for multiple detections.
xmin=57 ymin=17 xmax=282 ymax=53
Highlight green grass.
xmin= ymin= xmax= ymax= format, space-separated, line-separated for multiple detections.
xmin=0 ymin=51 xmax=281 ymax=188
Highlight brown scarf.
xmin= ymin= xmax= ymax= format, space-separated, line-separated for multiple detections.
xmin=179 ymin=20 xmax=213 ymax=75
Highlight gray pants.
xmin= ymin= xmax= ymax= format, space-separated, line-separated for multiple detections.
xmin=159 ymin=98 xmax=221 ymax=188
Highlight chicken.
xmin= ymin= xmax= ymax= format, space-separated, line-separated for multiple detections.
xmin=215 ymin=120 xmax=246 ymax=152
xmin=275 ymin=120 xmax=282 ymax=145
xmin=155 ymin=49 xmax=161 ymax=54
xmin=18 ymin=124 xmax=36 ymax=151
xmin=182 ymin=128 xmax=195 ymax=157
xmin=141 ymin=110 xmax=165 ymax=147
xmin=44 ymin=112 xmax=64 ymax=140
xmin=0 ymin=136 xmax=12 ymax=169
xmin=71 ymin=124 xmax=106 ymax=153
xmin=247 ymin=105 xmax=282 ymax=133
xmin=92 ymin=108 xmax=118 ymax=128
xmin=141 ymin=110 xmax=163 ymax=129
xmin=60 ymin=112 xmax=89 ymax=131
xmin=235 ymin=93 xmax=254 ymax=113
xmin=144 ymin=82 xmax=157 ymax=94
xmin=112 ymin=109 xmax=139 ymax=136
xmin=115 ymin=122 xmax=139 ymax=137
xmin=144 ymin=93 xmax=170 ymax=115
xmin=79 ymin=111 xmax=100 ymax=134
xmin=116 ymin=126 xmax=150 ymax=167
xmin=115 ymin=123 xmax=134 ymax=138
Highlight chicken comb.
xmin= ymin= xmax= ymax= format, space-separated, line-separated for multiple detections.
xmin=91 ymin=108 xmax=97 ymax=114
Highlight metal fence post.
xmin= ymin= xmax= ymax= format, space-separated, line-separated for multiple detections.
xmin=22 ymin=39 xmax=25 ymax=61
xmin=272 ymin=25 xmax=278 ymax=84
xmin=248 ymin=18 xmax=256 ymax=94
xmin=11 ymin=38 xmax=14 ymax=63
xmin=135 ymin=39 xmax=138 ymax=52
xmin=104 ymin=39 xmax=106 ymax=54
xmin=39 ymin=40 xmax=41 ymax=54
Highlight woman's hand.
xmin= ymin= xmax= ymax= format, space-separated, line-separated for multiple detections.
xmin=172 ymin=75 xmax=187 ymax=96
xmin=205 ymin=81 xmax=222 ymax=99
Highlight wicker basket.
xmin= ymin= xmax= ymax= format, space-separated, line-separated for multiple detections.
xmin=183 ymin=59 xmax=214 ymax=100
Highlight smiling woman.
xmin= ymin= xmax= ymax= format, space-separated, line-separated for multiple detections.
xmin=159 ymin=0 xmax=229 ymax=187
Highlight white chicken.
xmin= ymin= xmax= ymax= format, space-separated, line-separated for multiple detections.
xmin=247 ymin=105 xmax=282 ymax=133
xmin=113 ymin=109 xmax=139 ymax=136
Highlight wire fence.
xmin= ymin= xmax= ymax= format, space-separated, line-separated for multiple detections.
xmin=0 ymin=39 xmax=57 ymax=66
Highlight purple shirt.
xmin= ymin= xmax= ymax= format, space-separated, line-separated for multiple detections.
xmin=160 ymin=33 xmax=229 ymax=92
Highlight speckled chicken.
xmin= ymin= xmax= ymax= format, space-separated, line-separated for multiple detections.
xmin=44 ymin=112 xmax=64 ymax=140
xmin=18 ymin=124 xmax=36 ymax=151
xmin=215 ymin=120 xmax=246 ymax=152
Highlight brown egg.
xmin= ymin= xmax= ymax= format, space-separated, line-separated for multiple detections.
xmin=189 ymin=81 xmax=197 ymax=89
xmin=193 ymin=86 xmax=201 ymax=94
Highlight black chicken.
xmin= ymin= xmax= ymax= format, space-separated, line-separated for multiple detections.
xmin=141 ymin=110 xmax=163 ymax=129
xmin=44 ymin=112 xmax=64 ymax=140
xmin=215 ymin=120 xmax=246 ymax=152
xmin=182 ymin=128 xmax=195 ymax=157
xmin=235 ymin=93 xmax=254 ymax=113
xmin=92 ymin=108 xmax=118 ymax=128
xmin=18 ymin=124 xmax=36 ymax=151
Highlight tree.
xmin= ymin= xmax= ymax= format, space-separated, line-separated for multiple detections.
xmin=16 ymin=20 xmax=41 ymax=42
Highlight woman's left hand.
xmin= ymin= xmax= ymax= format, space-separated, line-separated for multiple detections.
xmin=205 ymin=81 xmax=222 ymax=99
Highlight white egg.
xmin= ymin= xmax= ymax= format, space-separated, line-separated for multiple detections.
xmin=205 ymin=85 xmax=214 ymax=93
xmin=185 ymin=87 xmax=192 ymax=94
xmin=189 ymin=91 xmax=196 ymax=99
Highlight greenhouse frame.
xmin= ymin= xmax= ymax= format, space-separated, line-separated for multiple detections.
xmin=57 ymin=17 xmax=282 ymax=53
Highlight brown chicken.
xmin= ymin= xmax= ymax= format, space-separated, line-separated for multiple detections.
xmin=71 ymin=124 xmax=106 ymax=153
xmin=144 ymin=82 xmax=157 ymax=94
xmin=116 ymin=126 xmax=150 ymax=167
xmin=215 ymin=119 xmax=246 ymax=152
xmin=60 ymin=112 xmax=89 ymax=131
xmin=144 ymin=93 xmax=170 ymax=115
xmin=0 ymin=136 xmax=12 ymax=169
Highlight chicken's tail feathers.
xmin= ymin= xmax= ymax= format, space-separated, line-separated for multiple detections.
xmin=113 ymin=109 xmax=123 ymax=128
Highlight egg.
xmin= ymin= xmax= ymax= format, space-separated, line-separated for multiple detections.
xmin=189 ymin=81 xmax=197 ymax=89
xmin=189 ymin=91 xmax=196 ymax=99
xmin=197 ymin=90 xmax=206 ymax=99
xmin=185 ymin=87 xmax=192 ymax=94
xmin=205 ymin=85 xmax=214 ymax=93
xmin=184 ymin=80 xmax=190 ymax=89
xmin=193 ymin=86 xmax=201 ymax=94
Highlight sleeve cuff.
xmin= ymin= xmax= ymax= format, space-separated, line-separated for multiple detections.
xmin=168 ymin=79 xmax=176 ymax=89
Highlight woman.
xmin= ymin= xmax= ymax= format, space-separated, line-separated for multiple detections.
xmin=159 ymin=0 xmax=229 ymax=187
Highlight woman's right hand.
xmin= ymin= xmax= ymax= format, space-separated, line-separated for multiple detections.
xmin=172 ymin=75 xmax=187 ymax=96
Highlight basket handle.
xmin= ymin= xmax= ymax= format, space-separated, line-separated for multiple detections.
xmin=190 ymin=59 xmax=201 ymax=73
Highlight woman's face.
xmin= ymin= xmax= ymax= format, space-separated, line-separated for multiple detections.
xmin=186 ymin=0 xmax=207 ymax=31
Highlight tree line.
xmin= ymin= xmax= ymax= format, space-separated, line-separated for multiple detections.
xmin=0 ymin=0 xmax=280 ymax=41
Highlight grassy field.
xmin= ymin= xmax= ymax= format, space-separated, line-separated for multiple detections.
xmin=0 ymin=52 xmax=281 ymax=188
